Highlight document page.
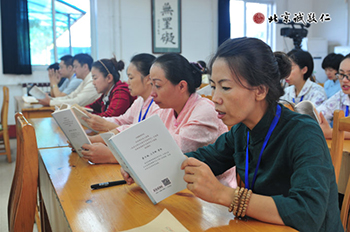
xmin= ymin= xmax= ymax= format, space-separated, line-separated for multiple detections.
xmin=120 ymin=209 xmax=189 ymax=232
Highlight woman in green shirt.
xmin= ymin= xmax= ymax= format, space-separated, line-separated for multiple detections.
xmin=180 ymin=38 xmax=343 ymax=231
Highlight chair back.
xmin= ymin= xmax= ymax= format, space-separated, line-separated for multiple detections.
xmin=330 ymin=110 xmax=349 ymax=183
xmin=0 ymin=86 xmax=11 ymax=162
xmin=1 ymin=86 xmax=9 ymax=130
xmin=8 ymin=112 xmax=38 ymax=232
xmin=330 ymin=110 xmax=350 ymax=230
xmin=341 ymin=177 xmax=350 ymax=231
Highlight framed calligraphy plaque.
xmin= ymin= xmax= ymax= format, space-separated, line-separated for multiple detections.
xmin=151 ymin=0 xmax=181 ymax=53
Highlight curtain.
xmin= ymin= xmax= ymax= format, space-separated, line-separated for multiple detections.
xmin=1 ymin=0 xmax=32 ymax=74
xmin=218 ymin=0 xmax=231 ymax=47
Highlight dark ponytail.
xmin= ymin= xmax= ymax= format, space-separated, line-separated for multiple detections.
xmin=153 ymin=53 xmax=202 ymax=94
xmin=92 ymin=56 xmax=125 ymax=83
xmin=274 ymin=51 xmax=292 ymax=80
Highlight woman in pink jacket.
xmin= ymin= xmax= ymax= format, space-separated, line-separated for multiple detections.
xmin=82 ymin=53 xmax=234 ymax=187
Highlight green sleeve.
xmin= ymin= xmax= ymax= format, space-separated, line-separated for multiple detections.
xmin=272 ymin=121 xmax=340 ymax=231
xmin=185 ymin=125 xmax=238 ymax=176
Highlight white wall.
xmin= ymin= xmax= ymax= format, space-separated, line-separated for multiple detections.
xmin=0 ymin=0 xmax=349 ymax=125
xmin=95 ymin=0 xmax=218 ymax=81
xmin=311 ymin=0 xmax=349 ymax=53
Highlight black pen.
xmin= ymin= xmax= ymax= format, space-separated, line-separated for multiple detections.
xmin=91 ymin=180 xmax=127 ymax=190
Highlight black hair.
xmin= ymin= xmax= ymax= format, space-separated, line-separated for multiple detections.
xmin=209 ymin=37 xmax=287 ymax=107
xmin=60 ymin=55 xmax=73 ymax=67
xmin=73 ymin=53 xmax=94 ymax=70
xmin=287 ymin=49 xmax=313 ymax=81
xmin=92 ymin=57 xmax=125 ymax=83
xmin=322 ymin=53 xmax=344 ymax=71
xmin=343 ymin=53 xmax=350 ymax=60
xmin=197 ymin=60 xmax=208 ymax=74
xmin=47 ymin=62 xmax=59 ymax=71
xmin=130 ymin=53 xmax=156 ymax=78
xmin=274 ymin=51 xmax=292 ymax=79
xmin=153 ymin=53 xmax=202 ymax=94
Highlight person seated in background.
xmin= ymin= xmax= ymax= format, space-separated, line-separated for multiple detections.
xmin=197 ymin=60 xmax=210 ymax=84
xmin=280 ymin=49 xmax=327 ymax=107
xmin=322 ymin=53 xmax=345 ymax=99
xmin=83 ymin=53 xmax=158 ymax=133
xmin=84 ymin=57 xmax=136 ymax=117
xmin=127 ymin=38 xmax=343 ymax=231
xmin=47 ymin=62 xmax=67 ymax=91
xmin=82 ymin=53 xmax=235 ymax=187
xmin=38 ymin=53 xmax=100 ymax=107
xmin=317 ymin=53 xmax=350 ymax=139
xmin=49 ymin=55 xmax=82 ymax=97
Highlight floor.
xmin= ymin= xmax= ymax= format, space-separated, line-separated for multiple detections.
xmin=0 ymin=138 xmax=38 ymax=232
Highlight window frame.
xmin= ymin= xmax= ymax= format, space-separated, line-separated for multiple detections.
xmin=230 ymin=0 xmax=275 ymax=49
xmin=29 ymin=0 xmax=96 ymax=68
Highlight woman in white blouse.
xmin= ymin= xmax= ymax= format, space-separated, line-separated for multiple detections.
xmin=317 ymin=54 xmax=350 ymax=139
xmin=280 ymin=49 xmax=327 ymax=107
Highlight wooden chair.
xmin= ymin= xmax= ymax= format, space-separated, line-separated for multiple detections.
xmin=0 ymin=86 xmax=11 ymax=162
xmin=330 ymin=110 xmax=350 ymax=230
xmin=341 ymin=177 xmax=350 ymax=231
xmin=330 ymin=110 xmax=349 ymax=184
xmin=8 ymin=112 xmax=39 ymax=232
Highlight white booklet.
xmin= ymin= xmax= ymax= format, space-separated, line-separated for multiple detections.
xmin=120 ymin=209 xmax=189 ymax=232
xmin=103 ymin=115 xmax=187 ymax=204
xmin=51 ymin=107 xmax=91 ymax=157
xmin=284 ymin=100 xmax=320 ymax=124
xmin=28 ymin=85 xmax=47 ymax=99
xmin=22 ymin=96 xmax=39 ymax=104
xmin=58 ymin=103 xmax=97 ymax=132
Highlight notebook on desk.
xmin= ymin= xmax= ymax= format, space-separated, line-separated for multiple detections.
xmin=22 ymin=96 xmax=39 ymax=104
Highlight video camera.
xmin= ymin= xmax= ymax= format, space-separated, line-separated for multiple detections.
xmin=277 ymin=19 xmax=311 ymax=49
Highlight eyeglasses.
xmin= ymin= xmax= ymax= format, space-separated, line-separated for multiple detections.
xmin=336 ymin=73 xmax=350 ymax=81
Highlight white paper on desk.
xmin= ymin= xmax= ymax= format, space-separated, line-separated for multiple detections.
xmin=22 ymin=96 xmax=39 ymax=103
xmin=120 ymin=209 xmax=189 ymax=232
xmin=29 ymin=85 xmax=47 ymax=99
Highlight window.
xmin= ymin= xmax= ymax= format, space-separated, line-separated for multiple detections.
xmin=28 ymin=0 xmax=91 ymax=65
xmin=230 ymin=0 xmax=273 ymax=47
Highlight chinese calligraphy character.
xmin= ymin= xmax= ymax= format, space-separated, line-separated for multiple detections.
xmin=161 ymin=3 xmax=173 ymax=16
xmin=306 ymin=12 xmax=318 ymax=23
xmin=293 ymin=12 xmax=306 ymax=24
xmin=162 ymin=17 xmax=172 ymax=30
xmin=319 ymin=13 xmax=331 ymax=22
xmin=161 ymin=31 xmax=175 ymax=44
xmin=268 ymin=13 xmax=278 ymax=23
xmin=280 ymin=11 xmax=291 ymax=23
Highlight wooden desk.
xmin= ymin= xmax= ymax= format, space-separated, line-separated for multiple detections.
xmin=326 ymin=139 xmax=350 ymax=153
xmin=28 ymin=117 xmax=69 ymax=149
xmin=15 ymin=96 xmax=55 ymax=119
xmin=39 ymin=147 xmax=296 ymax=232
xmin=327 ymin=139 xmax=350 ymax=194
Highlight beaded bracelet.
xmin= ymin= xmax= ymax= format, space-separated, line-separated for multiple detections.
xmin=228 ymin=187 xmax=240 ymax=212
xmin=237 ymin=188 xmax=248 ymax=217
xmin=228 ymin=187 xmax=253 ymax=218
xmin=241 ymin=190 xmax=252 ymax=217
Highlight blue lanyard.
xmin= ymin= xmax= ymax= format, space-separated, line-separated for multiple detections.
xmin=138 ymin=99 xmax=154 ymax=122
xmin=292 ymin=95 xmax=304 ymax=103
xmin=346 ymin=106 xmax=349 ymax=117
xmin=245 ymin=104 xmax=282 ymax=190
